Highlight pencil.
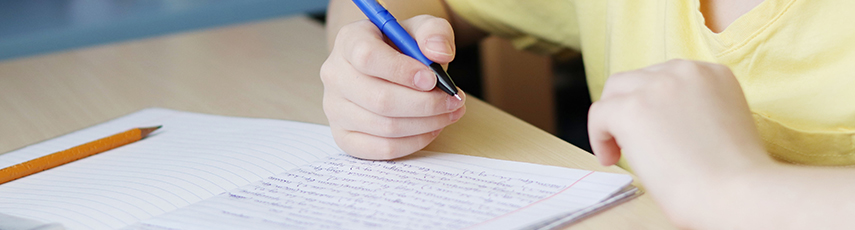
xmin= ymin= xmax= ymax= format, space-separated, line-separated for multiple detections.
xmin=0 ymin=126 xmax=161 ymax=184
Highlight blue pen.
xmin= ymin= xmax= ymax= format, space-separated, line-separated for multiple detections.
xmin=352 ymin=0 xmax=461 ymax=100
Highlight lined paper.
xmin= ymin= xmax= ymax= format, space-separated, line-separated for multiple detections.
xmin=0 ymin=108 xmax=342 ymax=230
xmin=128 ymin=153 xmax=633 ymax=230
xmin=0 ymin=108 xmax=635 ymax=230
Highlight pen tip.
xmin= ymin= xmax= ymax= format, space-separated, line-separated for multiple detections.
xmin=454 ymin=94 xmax=462 ymax=101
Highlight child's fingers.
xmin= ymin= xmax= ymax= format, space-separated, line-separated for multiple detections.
xmin=587 ymin=99 xmax=624 ymax=166
xmin=337 ymin=20 xmax=436 ymax=91
xmin=331 ymin=125 xmax=442 ymax=160
xmin=401 ymin=15 xmax=457 ymax=64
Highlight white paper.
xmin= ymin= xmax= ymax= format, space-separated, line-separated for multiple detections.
xmin=0 ymin=108 xmax=341 ymax=230
xmin=129 ymin=153 xmax=632 ymax=230
xmin=0 ymin=108 xmax=634 ymax=230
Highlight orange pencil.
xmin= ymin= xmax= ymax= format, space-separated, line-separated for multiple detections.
xmin=0 ymin=126 xmax=161 ymax=184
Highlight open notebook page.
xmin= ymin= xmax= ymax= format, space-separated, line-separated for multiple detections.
xmin=0 ymin=108 xmax=342 ymax=230
xmin=128 ymin=152 xmax=634 ymax=230
xmin=1 ymin=108 xmax=635 ymax=230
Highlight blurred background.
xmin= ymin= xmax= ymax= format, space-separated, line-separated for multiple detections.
xmin=0 ymin=0 xmax=328 ymax=60
xmin=0 ymin=0 xmax=592 ymax=152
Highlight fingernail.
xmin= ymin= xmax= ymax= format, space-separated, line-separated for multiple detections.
xmin=425 ymin=36 xmax=453 ymax=57
xmin=414 ymin=70 xmax=435 ymax=90
xmin=447 ymin=95 xmax=462 ymax=111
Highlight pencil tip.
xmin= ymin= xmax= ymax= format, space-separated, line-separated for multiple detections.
xmin=139 ymin=125 xmax=162 ymax=137
xmin=454 ymin=94 xmax=462 ymax=101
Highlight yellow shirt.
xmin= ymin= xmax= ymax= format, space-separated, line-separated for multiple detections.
xmin=447 ymin=0 xmax=855 ymax=165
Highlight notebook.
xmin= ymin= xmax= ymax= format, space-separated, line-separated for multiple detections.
xmin=0 ymin=108 xmax=638 ymax=230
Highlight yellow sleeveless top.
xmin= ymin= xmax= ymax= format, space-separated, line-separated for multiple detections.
xmin=447 ymin=0 xmax=855 ymax=165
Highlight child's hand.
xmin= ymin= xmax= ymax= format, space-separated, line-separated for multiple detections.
xmin=587 ymin=59 xmax=770 ymax=227
xmin=321 ymin=15 xmax=465 ymax=160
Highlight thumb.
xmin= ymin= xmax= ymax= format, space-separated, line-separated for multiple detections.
xmin=400 ymin=15 xmax=456 ymax=65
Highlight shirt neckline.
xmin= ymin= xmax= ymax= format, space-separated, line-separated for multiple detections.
xmin=693 ymin=0 xmax=798 ymax=56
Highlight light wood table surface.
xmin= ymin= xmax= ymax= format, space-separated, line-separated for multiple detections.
xmin=0 ymin=16 xmax=674 ymax=229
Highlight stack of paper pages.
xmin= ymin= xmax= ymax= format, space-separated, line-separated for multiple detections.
xmin=0 ymin=108 xmax=638 ymax=230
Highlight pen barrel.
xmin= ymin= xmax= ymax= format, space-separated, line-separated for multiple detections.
xmin=0 ymin=128 xmax=142 ymax=184
xmin=353 ymin=0 xmax=433 ymax=66
xmin=381 ymin=20 xmax=433 ymax=66
xmin=352 ymin=0 xmax=458 ymax=96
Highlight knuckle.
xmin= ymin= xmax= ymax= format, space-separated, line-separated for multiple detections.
xmin=672 ymin=59 xmax=702 ymax=74
xmin=648 ymin=76 xmax=682 ymax=95
xmin=373 ymin=140 xmax=400 ymax=160
xmin=623 ymin=95 xmax=652 ymax=116
xmin=374 ymin=117 xmax=400 ymax=137
xmin=334 ymin=23 xmax=359 ymax=48
xmin=389 ymin=58 xmax=418 ymax=82
xmin=365 ymin=89 xmax=394 ymax=115
xmin=349 ymin=40 xmax=375 ymax=70
xmin=333 ymin=30 xmax=347 ymax=48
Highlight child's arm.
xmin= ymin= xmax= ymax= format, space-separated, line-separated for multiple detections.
xmin=588 ymin=59 xmax=855 ymax=229
xmin=720 ymin=164 xmax=855 ymax=229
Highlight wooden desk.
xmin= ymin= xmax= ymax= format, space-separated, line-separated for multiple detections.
xmin=0 ymin=16 xmax=674 ymax=229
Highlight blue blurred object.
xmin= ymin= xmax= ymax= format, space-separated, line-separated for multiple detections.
xmin=0 ymin=0 xmax=328 ymax=61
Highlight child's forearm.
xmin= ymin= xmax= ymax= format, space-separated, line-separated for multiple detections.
xmin=708 ymin=163 xmax=855 ymax=229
